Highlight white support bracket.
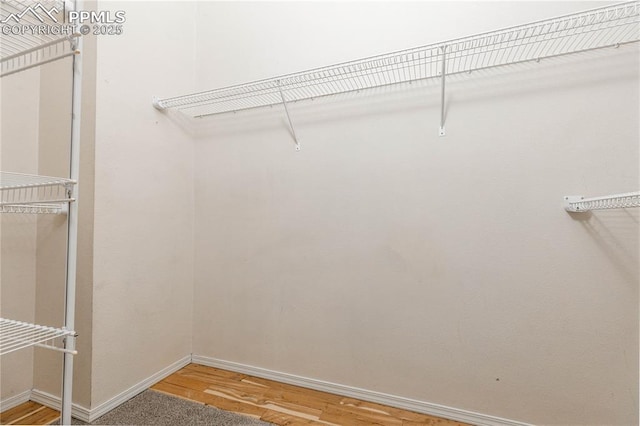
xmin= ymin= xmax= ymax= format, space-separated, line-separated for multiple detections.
xmin=152 ymin=96 xmax=166 ymax=111
xmin=439 ymin=45 xmax=447 ymax=137
xmin=68 ymin=33 xmax=81 ymax=54
xmin=564 ymin=196 xmax=586 ymax=212
xmin=277 ymin=81 xmax=301 ymax=151
xmin=60 ymin=202 xmax=70 ymax=216
xmin=34 ymin=335 xmax=78 ymax=355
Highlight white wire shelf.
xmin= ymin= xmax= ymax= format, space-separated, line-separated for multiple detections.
xmin=0 ymin=0 xmax=79 ymax=77
xmin=154 ymin=1 xmax=640 ymax=118
xmin=0 ymin=171 xmax=76 ymax=214
xmin=0 ymin=318 xmax=76 ymax=356
xmin=564 ymin=191 xmax=640 ymax=212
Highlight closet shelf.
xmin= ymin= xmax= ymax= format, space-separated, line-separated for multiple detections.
xmin=0 ymin=171 xmax=76 ymax=214
xmin=0 ymin=0 xmax=80 ymax=77
xmin=154 ymin=1 xmax=640 ymax=118
xmin=564 ymin=191 xmax=640 ymax=212
xmin=0 ymin=318 xmax=76 ymax=356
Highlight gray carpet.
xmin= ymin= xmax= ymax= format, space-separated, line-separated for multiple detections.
xmin=53 ymin=389 xmax=273 ymax=425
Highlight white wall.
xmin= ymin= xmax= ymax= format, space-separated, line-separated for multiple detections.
xmin=191 ymin=2 xmax=638 ymax=425
xmin=0 ymin=67 xmax=41 ymax=403
xmin=91 ymin=0 xmax=196 ymax=407
xmin=73 ymin=21 xmax=98 ymax=409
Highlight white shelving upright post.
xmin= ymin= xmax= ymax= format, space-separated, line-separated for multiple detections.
xmin=61 ymin=0 xmax=82 ymax=422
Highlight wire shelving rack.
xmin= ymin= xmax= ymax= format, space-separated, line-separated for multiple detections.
xmin=0 ymin=0 xmax=79 ymax=77
xmin=1 ymin=1 xmax=82 ymax=422
xmin=0 ymin=171 xmax=76 ymax=214
xmin=564 ymin=192 xmax=640 ymax=212
xmin=0 ymin=318 xmax=76 ymax=356
xmin=153 ymin=1 xmax=640 ymax=122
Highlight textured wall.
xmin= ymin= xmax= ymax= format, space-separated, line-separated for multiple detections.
xmin=191 ymin=2 xmax=638 ymax=425
xmin=0 ymin=66 xmax=41 ymax=404
xmin=90 ymin=0 xmax=196 ymax=408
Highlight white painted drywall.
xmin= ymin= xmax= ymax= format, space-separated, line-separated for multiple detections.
xmin=72 ymin=21 xmax=98 ymax=409
xmin=91 ymin=0 xmax=197 ymax=407
xmin=191 ymin=2 xmax=639 ymax=425
xmin=0 ymin=67 xmax=40 ymax=404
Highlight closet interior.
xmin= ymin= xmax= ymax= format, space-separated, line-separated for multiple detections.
xmin=1 ymin=1 xmax=639 ymax=425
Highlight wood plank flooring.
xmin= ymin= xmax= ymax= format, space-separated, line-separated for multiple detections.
xmin=0 ymin=363 xmax=467 ymax=425
xmin=154 ymin=364 xmax=465 ymax=426
xmin=0 ymin=401 xmax=59 ymax=425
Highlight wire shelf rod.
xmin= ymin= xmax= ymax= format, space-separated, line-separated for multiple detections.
xmin=0 ymin=0 xmax=78 ymax=77
xmin=1 ymin=38 xmax=79 ymax=78
xmin=154 ymin=1 xmax=639 ymax=119
xmin=0 ymin=204 xmax=67 ymax=214
xmin=1 ymin=50 xmax=76 ymax=77
xmin=564 ymin=191 xmax=640 ymax=212
xmin=0 ymin=171 xmax=75 ymax=189
xmin=0 ymin=171 xmax=75 ymax=214
xmin=188 ymin=37 xmax=637 ymax=119
xmin=170 ymin=2 xmax=636 ymax=98
xmin=0 ymin=318 xmax=75 ymax=356
xmin=1 ymin=198 xmax=75 ymax=205
xmin=1 ymin=34 xmax=77 ymax=62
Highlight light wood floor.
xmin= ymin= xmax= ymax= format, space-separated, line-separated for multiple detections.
xmin=1 ymin=363 xmax=467 ymax=425
xmin=0 ymin=400 xmax=59 ymax=425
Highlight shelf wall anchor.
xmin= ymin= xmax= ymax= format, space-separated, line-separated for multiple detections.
xmin=152 ymin=97 xmax=165 ymax=110
xmin=439 ymin=45 xmax=447 ymax=137
xmin=278 ymin=81 xmax=301 ymax=151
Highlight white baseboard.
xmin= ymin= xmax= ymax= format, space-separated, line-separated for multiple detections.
xmin=31 ymin=389 xmax=91 ymax=423
xmin=0 ymin=389 xmax=32 ymax=411
xmin=87 ymin=354 xmax=192 ymax=422
xmin=192 ymin=355 xmax=531 ymax=426
xmin=31 ymin=354 xmax=192 ymax=423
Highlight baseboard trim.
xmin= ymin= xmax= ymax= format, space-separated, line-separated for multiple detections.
xmin=31 ymin=389 xmax=91 ymax=423
xmin=87 ymin=354 xmax=192 ymax=422
xmin=0 ymin=389 xmax=32 ymax=411
xmin=192 ymin=355 xmax=531 ymax=426
xmin=31 ymin=354 xmax=192 ymax=423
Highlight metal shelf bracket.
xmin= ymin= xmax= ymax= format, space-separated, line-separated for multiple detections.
xmin=152 ymin=96 xmax=165 ymax=110
xmin=564 ymin=196 xmax=586 ymax=212
xmin=278 ymin=81 xmax=301 ymax=151
xmin=439 ymin=45 xmax=447 ymax=137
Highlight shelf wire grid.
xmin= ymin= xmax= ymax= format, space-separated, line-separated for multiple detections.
xmin=0 ymin=318 xmax=75 ymax=356
xmin=565 ymin=191 xmax=640 ymax=212
xmin=0 ymin=171 xmax=76 ymax=214
xmin=0 ymin=0 xmax=78 ymax=77
xmin=155 ymin=1 xmax=640 ymax=118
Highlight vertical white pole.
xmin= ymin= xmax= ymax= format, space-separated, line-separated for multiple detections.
xmin=61 ymin=1 xmax=82 ymax=423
